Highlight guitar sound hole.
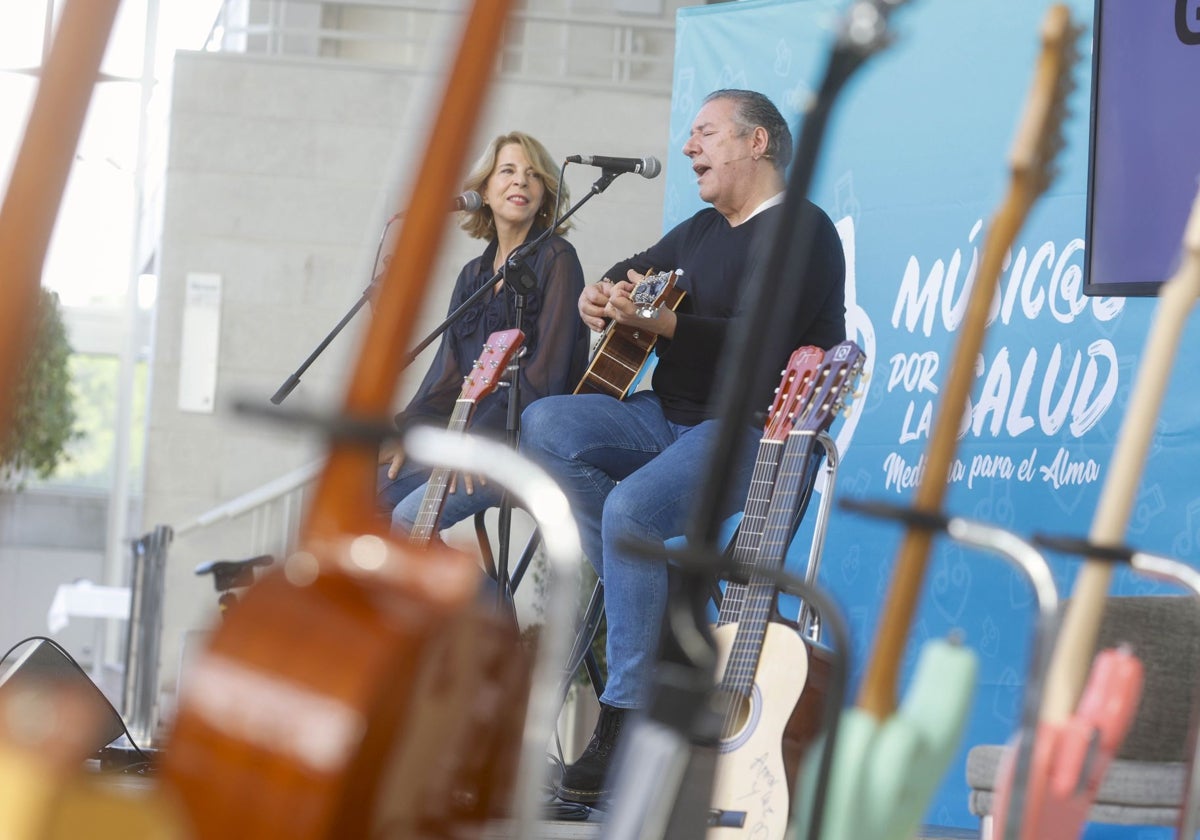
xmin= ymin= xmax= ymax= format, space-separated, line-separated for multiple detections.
xmin=716 ymin=685 xmax=763 ymax=753
xmin=721 ymin=695 xmax=754 ymax=740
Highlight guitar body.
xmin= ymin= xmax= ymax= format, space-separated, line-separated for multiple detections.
xmin=574 ymin=270 xmax=685 ymax=399
xmin=708 ymin=621 xmax=832 ymax=839
xmin=809 ymin=638 xmax=977 ymax=840
xmin=162 ymin=540 xmax=529 ymax=838
xmin=992 ymin=647 xmax=1143 ymax=839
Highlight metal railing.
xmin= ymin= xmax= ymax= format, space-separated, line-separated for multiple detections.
xmin=175 ymin=458 xmax=322 ymax=556
xmin=204 ymin=0 xmax=675 ymax=94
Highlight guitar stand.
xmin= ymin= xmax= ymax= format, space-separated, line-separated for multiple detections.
xmin=794 ymin=431 xmax=841 ymax=640
xmin=837 ymin=499 xmax=1061 ymax=840
xmin=193 ymin=554 xmax=275 ymax=616
xmin=403 ymin=425 xmax=584 ymax=838
xmin=1030 ymin=535 xmax=1200 ymax=840
xmin=598 ymin=538 xmax=853 ymax=840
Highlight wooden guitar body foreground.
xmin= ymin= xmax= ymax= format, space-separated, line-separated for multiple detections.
xmin=162 ymin=537 xmax=528 ymax=838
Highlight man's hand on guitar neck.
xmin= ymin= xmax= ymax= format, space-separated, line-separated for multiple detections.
xmin=605 ymin=271 xmax=678 ymax=338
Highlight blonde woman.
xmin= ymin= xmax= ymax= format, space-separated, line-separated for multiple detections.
xmin=377 ymin=131 xmax=588 ymax=536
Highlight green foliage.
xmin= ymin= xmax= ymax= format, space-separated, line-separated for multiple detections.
xmin=1 ymin=288 xmax=79 ymax=486
xmin=52 ymin=355 xmax=147 ymax=490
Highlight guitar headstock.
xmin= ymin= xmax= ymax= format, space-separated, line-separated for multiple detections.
xmin=630 ymin=268 xmax=683 ymax=318
xmin=1008 ymin=4 xmax=1081 ymax=209
xmin=839 ymin=0 xmax=911 ymax=53
xmin=763 ymin=346 xmax=826 ymax=442
xmin=819 ymin=0 xmax=912 ymax=101
xmin=460 ymin=328 xmax=525 ymax=402
xmin=794 ymin=339 xmax=868 ymax=435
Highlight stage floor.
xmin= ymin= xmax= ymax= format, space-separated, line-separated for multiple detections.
xmin=479 ymin=816 xmax=981 ymax=839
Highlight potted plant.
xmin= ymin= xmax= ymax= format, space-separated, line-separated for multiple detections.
xmin=1 ymin=287 xmax=79 ymax=487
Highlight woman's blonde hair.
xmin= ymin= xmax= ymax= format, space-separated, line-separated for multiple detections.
xmin=459 ymin=131 xmax=573 ymax=240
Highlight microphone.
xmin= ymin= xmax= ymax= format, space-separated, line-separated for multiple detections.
xmin=389 ymin=191 xmax=481 ymax=223
xmin=452 ymin=190 xmax=483 ymax=211
xmin=566 ymin=154 xmax=661 ymax=179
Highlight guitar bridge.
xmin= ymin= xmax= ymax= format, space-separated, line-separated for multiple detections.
xmin=708 ymin=809 xmax=747 ymax=828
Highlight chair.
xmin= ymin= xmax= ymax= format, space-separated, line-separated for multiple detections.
xmin=966 ymin=594 xmax=1200 ymax=836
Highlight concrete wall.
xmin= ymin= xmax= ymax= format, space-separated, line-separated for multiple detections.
xmin=144 ymin=50 xmax=672 ymax=707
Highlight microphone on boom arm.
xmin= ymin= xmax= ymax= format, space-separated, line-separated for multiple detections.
xmin=566 ymin=154 xmax=662 ymax=179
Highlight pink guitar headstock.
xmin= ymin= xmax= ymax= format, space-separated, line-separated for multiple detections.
xmin=460 ymin=328 xmax=525 ymax=403
xmin=763 ymin=346 xmax=825 ymax=442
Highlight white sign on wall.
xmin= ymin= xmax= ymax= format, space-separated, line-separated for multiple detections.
xmin=178 ymin=272 xmax=222 ymax=414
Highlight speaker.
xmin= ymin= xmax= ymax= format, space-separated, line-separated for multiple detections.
xmin=0 ymin=639 xmax=126 ymax=757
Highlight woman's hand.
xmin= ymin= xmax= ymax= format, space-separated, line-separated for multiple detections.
xmin=448 ymin=472 xmax=487 ymax=496
xmin=379 ymin=440 xmax=405 ymax=480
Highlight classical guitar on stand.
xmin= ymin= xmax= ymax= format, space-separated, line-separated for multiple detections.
xmin=799 ymin=7 xmax=1078 ymax=839
xmin=574 ymin=268 xmax=685 ymax=399
xmin=406 ymin=328 xmax=524 ymax=546
xmin=990 ymin=70 xmax=1200 ymax=840
xmin=708 ymin=341 xmax=865 ymax=840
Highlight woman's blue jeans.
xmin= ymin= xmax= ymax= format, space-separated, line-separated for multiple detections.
xmin=521 ymin=391 xmax=758 ymax=710
xmin=376 ymin=460 xmax=502 ymax=535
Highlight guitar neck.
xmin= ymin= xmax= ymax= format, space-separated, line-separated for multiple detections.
xmin=717 ymin=438 xmax=786 ymax=625
xmin=721 ymin=433 xmax=819 ymax=695
xmin=1041 ymin=187 xmax=1200 ymax=722
xmin=858 ymin=201 xmax=1026 ymax=718
xmin=406 ymin=400 xmax=475 ymax=547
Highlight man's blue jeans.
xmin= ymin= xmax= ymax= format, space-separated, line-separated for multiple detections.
xmin=521 ymin=390 xmax=758 ymax=710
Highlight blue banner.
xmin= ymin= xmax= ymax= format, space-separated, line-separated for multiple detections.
xmin=672 ymin=0 xmax=1200 ymax=834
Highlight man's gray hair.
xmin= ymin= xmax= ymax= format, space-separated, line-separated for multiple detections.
xmin=702 ymin=89 xmax=793 ymax=172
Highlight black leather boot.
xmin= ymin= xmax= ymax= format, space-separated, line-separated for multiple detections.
xmin=557 ymin=702 xmax=628 ymax=804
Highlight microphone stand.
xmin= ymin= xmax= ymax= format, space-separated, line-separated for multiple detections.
xmin=270 ymin=213 xmax=399 ymax=404
xmin=493 ymin=258 xmax=533 ymax=613
xmin=486 ymin=166 xmax=620 ymax=610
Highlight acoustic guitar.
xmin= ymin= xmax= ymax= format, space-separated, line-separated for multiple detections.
xmin=990 ymin=55 xmax=1200 ymax=840
xmin=798 ymin=7 xmax=1079 ymax=838
xmin=574 ymin=268 xmax=685 ymax=399
xmin=158 ymin=1 xmax=528 ymax=838
xmin=708 ymin=340 xmax=865 ymax=840
xmin=406 ymin=328 xmax=524 ymax=545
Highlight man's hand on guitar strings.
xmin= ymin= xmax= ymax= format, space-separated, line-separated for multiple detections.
xmin=605 ymin=271 xmax=677 ymax=338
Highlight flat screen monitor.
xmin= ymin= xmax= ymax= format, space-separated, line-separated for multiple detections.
xmin=1084 ymin=0 xmax=1200 ymax=296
